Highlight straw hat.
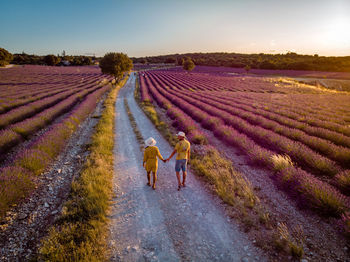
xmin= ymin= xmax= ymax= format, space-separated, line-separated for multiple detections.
xmin=176 ymin=131 xmax=186 ymax=137
xmin=145 ymin=137 xmax=156 ymax=147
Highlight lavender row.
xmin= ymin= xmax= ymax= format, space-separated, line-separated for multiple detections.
xmin=0 ymin=84 xmax=111 ymax=216
xmin=250 ymin=92 xmax=350 ymax=121
xmin=139 ymin=73 xmax=153 ymax=103
xmin=145 ymin=76 xmax=350 ymax=216
xmin=0 ymin=85 xmax=104 ymax=154
xmin=181 ymin=91 xmax=350 ymax=168
xmin=149 ymin=71 xmax=350 ymax=146
xmin=148 ymin=73 xmax=341 ymax=178
xmin=0 ymin=76 xmax=101 ymax=112
xmin=140 ymin=74 xmax=208 ymax=145
xmin=0 ymin=83 xmax=98 ymax=129
xmin=152 ymin=70 xmax=350 ymax=123
xmin=0 ymin=74 xmax=99 ymax=100
xmin=0 ymin=83 xmax=85 ymax=114
xmin=170 ymin=88 xmax=341 ymax=177
xmin=206 ymin=93 xmax=350 ymax=149
xmin=210 ymin=91 xmax=350 ymax=135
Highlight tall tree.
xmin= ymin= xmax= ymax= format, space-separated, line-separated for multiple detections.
xmin=183 ymin=57 xmax=195 ymax=72
xmin=99 ymin=52 xmax=133 ymax=82
xmin=44 ymin=55 xmax=60 ymax=66
xmin=0 ymin=47 xmax=13 ymax=67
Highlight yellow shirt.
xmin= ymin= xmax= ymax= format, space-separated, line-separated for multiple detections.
xmin=143 ymin=146 xmax=164 ymax=173
xmin=175 ymin=139 xmax=190 ymax=160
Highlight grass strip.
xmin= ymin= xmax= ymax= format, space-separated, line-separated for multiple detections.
xmin=38 ymin=76 xmax=128 ymax=261
xmin=124 ymin=98 xmax=144 ymax=150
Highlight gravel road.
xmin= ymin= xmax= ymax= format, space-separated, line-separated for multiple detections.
xmin=108 ymin=73 xmax=266 ymax=262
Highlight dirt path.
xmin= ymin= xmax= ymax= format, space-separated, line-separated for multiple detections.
xmin=108 ymin=73 xmax=266 ymax=261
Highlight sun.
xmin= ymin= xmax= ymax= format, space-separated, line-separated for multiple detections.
xmin=324 ymin=17 xmax=350 ymax=47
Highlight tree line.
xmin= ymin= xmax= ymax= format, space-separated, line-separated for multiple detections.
xmin=12 ymin=53 xmax=95 ymax=66
xmin=3 ymin=46 xmax=349 ymax=72
xmin=132 ymin=52 xmax=350 ymax=72
xmin=0 ymin=47 xmax=96 ymax=66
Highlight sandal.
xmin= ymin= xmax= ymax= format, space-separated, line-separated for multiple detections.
xmin=178 ymin=185 xmax=181 ymax=191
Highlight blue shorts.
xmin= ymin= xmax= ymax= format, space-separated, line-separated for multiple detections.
xmin=175 ymin=159 xmax=187 ymax=172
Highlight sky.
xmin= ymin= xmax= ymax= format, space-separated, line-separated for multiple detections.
xmin=0 ymin=0 xmax=349 ymax=57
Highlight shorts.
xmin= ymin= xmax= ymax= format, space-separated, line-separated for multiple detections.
xmin=175 ymin=159 xmax=187 ymax=172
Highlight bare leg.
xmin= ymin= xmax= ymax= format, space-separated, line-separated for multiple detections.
xmin=176 ymin=171 xmax=181 ymax=190
xmin=147 ymin=172 xmax=151 ymax=186
xmin=182 ymin=171 xmax=187 ymax=187
xmin=152 ymin=171 xmax=157 ymax=190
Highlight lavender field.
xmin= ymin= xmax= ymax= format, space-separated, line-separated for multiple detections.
xmin=0 ymin=65 xmax=112 ymax=216
xmin=139 ymin=66 xmax=350 ymax=222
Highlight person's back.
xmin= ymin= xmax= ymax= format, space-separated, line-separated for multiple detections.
xmin=143 ymin=140 xmax=164 ymax=190
xmin=144 ymin=146 xmax=161 ymax=164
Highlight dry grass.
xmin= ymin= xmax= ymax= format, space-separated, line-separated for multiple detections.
xmin=274 ymin=223 xmax=305 ymax=259
xmin=336 ymin=170 xmax=350 ymax=194
xmin=124 ymin=98 xmax=144 ymax=150
xmin=191 ymin=146 xmax=258 ymax=209
xmin=271 ymin=154 xmax=294 ymax=172
xmin=38 ymin=76 xmax=128 ymax=261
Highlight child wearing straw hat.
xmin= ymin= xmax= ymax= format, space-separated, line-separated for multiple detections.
xmin=143 ymin=137 xmax=165 ymax=190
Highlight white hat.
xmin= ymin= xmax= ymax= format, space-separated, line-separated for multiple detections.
xmin=176 ymin=131 xmax=186 ymax=137
xmin=145 ymin=137 xmax=156 ymax=147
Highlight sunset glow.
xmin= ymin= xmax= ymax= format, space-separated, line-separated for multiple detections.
xmin=324 ymin=17 xmax=350 ymax=48
xmin=0 ymin=0 xmax=349 ymax=57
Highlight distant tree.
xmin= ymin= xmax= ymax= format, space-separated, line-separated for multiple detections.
xmin=0 ymin=47 xmax=13 ymax=67
xmin=82 ymin=56 xmax=92 ymax=65
xmin=183 ymin=57 xmax=195 ymax=72
xmin=177 ymin=57 xmax=184 ymax=66
xmin=44 ymin=54 xmax=60 ymax=66
xmin=165 ymin=57 xmax=176 ymax=64
xmin=99 ymin=52 xmax=133 ymax=82
xmin=244 ymin=64 xmax=251 ymax=73
xmin=140 ymin=58 xmax=147 ymax=64
xmin=259 ymin=60 xmax=276 ymax=69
